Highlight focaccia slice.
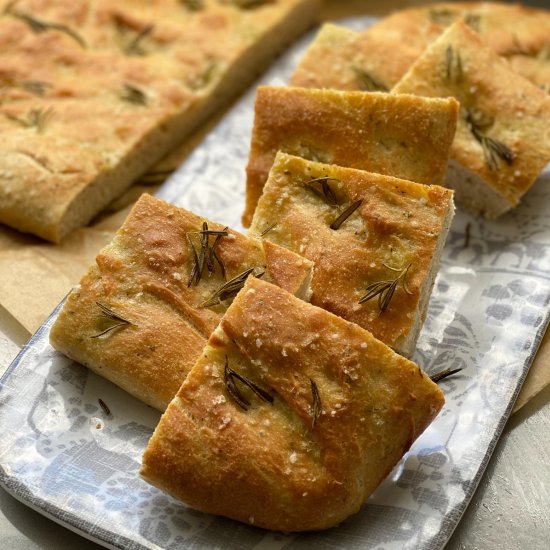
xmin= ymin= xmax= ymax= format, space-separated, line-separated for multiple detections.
xmin=0 ymin=0 xmax=320 ymax=242
xmin=365 ymin=2 xmax=550 ymax=86
xmin=394 ymin=21 xmax=550 ymax=218
xmin=248 ymin=152 xmax=454 ymax=356
xmin=243 ymin=85 xmax=458 ymax=226
xmin=50 ymin=194 xmax=313 ymax=411
xmin=290 ymin=22 xmax=411 ymax=92
xmin=141 ymin=276 xmax=445 ymax=532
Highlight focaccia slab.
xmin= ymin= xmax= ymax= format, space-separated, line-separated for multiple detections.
xmin=50 ymin=194 xmax=313 ymax=411
xmin=0 ymin=0 xmax=320 ymax=242
xmin=249 ymin=153 xmax=454 ymax=356
xmin=141 ymin=277 xmax=445 ymax=532
xmin=394 ymin=21 xmax=550 ymax=218
xmin=243 ymin=85 xmax=458 ymax=226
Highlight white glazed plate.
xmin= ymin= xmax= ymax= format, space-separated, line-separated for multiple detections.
xmin=1 ymin=17 xmax=550 ymax=550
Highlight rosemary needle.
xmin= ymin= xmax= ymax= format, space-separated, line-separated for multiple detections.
xmin=310 ymin=379 xmax=322 ymax=428
xmin=91 ymin=302 xmax=132 ymax=338
xmin=224 ymin=356 xmax=273 ymax=411
xmin=359 ymin=264 xmax=413 ymax=312
xmin=430 ymin=367 xmax=463 ymax=383
xmin=330 ymin=199 xmax=363 ymax=230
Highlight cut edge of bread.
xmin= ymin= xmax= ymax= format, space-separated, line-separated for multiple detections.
xmin=446 ymin=159 xmax=515 ymax=219
xmin=397 ymin=192 xmax=455 ymax=358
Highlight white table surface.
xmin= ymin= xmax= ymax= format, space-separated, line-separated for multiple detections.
xmin=0 ymin=309 xmax=549 ymax=549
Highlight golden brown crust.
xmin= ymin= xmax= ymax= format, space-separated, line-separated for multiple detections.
xmin=292 ymin=4 xmax=550 ymax=96
xmin=243 ymin=85 xmax=458 ymax=226
xmin=0 ymin=0 xmax=320 ymax=241
xmin=141 ymin=277 xmax=445 ymax=531
xmin=248 ymin=152 xmax=454 ymax=356
xmin=50 ymin=194 xmax=313 ymax=410
xmin=394 ymin=20 xmax=550 ymax=217
xmin=290 ymin=22 xmax=412 ymax=92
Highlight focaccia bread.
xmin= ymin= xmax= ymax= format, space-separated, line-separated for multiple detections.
xmin=249 ymin=152 xmax=454 ymax=356
xmin=394 ymin=21 xmax=550 ymax=218
xmin=141 ymin=276 xmax=445 ymax=532
xmin=366 ymin=2 xmax=550 ymax=85
xmin=292 ymin=4 xmax=550 ymax=96
xmin=50 ymin=194 xmax=313 ymax=411
xmin=243 ymin=85 xmax=458 ymax=226
xmin=290 ymin=22 xmax=410 ymax=92
xmin=0 ymin=0 xmax=320 ymax=242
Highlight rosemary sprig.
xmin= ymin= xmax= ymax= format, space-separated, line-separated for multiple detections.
xmin=430 ymin=367 xmax=463 ymax=383
xmin=5 ymin=106 xmax=53 ymax=132
xmin=224 ymin=356 xmax=273 ymax=411
xmin=4 ymin=2 xmax=87 ymax=48
xmin=465 ymin=109 xmax=514 ymax=171
xmin=429 ymin=9 xmax=456 ymax=25
xmin=226 ymin=0 xmax=274 ymax=9
xmin=330 ymin=199 xmax=363 ymax=230
xmin=445 ymin=46 xmax=463 ymax=83
xmin=200 ymin=267 xmax=264 ymax=307
xmin=120 ymin=83 xmax=148 ymax=106
xmin=180 ymin=0 xmax=204 ymax=10
xmin=123 ymin=24 xmax=154 ymax=56
xmin=310 ymin=379 xmax=322 ymax=428
xmin=1 ymin=78 xmax=51 ymax=96
xmin=305 ymin=176 xmax=339 ymax=205
xmin=359 ymin=263 xmax=413 ymax=312
xmin=91 ymin=302 xmax=132 ymax=338
xmin=137 ymin=169 xmax=174 ymax=185
xmin=352 ymin=66 xmax=389 ymax=92
xmin=464 ymin=13 xmax=481 ymax=32
xmin=260 ymin=222 xmax=277 ymax=237
xmin=186 ymin=60 xmax=218 ymax=91
xmin=187 ymin=222 xmax=228 ymax=286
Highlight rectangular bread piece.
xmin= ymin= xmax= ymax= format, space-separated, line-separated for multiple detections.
xmin=393 ymin=20 xmax=550 ymax=218
xmin=50 ymin=194 xmax=313 ymax=411
xmin=248 ymin=152 xmax=454 ymax=356
xmin=141 ymin=276 xmax=445 ymax=532
xmin=0 ymin=0 xmax=320 ymax=242
xmin=243 ymin=85 xmax=458 ymax=226
xmin=290 ymin=22 xmax=407 ymax=92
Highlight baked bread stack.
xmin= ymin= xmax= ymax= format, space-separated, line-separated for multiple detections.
xmin=0 ymin=0 xmax=320 ymax=242
xmin=243 ymin=85 xmax=458 ymax=226
xmin=49 ymin=3 xmax=465 ymax=533
xmin=50 ymin=194 xmax=313 ymax=411
xmin=248 ymin=152 xmax=454 ymax=356
xmin=141 ymin=276 xmax=445 ymax=532
xmin=291 ymin=2 xmax=550 ymax=218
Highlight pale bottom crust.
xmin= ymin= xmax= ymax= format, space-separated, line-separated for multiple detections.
xmin=445 ymin=159 xmax=515 ymax=220
xmin=9 ymin=0 xmax=320 ymax=242
xmin=396 ymin=199 xmax=455 ymax=358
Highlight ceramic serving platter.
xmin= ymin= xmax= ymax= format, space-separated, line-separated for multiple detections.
xmin=2 ymin=17 xmax=550 ymax=550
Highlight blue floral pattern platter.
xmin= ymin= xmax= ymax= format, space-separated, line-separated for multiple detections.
xmin=1 ymin=16 xmax=550 ymax=550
